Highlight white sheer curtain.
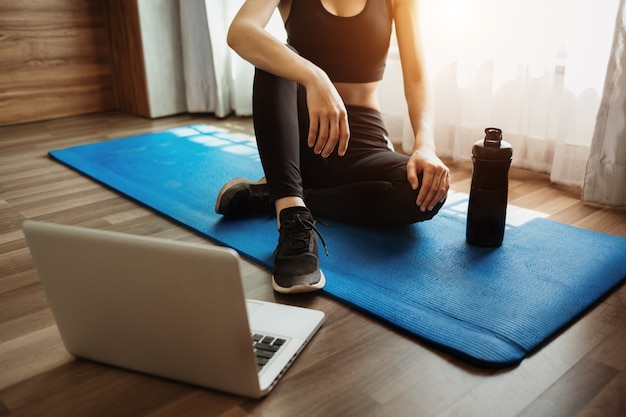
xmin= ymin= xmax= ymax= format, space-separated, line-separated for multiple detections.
xmin=179 ymin=0 xmax=282 ymax=117
xmin=380 ymin=0 xmax=620 ymax=187
xmin=583 ymin=0 xmax=626 ymax=206
xmin=181 ymin=0 xmax=619 ymax=187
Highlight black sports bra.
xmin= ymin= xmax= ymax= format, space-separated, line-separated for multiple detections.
xmin=285 ymin=0 xmax=393 ymax=83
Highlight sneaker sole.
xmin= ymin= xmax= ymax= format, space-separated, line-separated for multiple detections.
xmin=214 ymin=177 xmax=267 ymax=214
xmin=271 ymin=270 xmax=326 ymax=294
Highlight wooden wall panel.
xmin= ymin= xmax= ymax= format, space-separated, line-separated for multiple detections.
xmin=0 ymin=0 xmax=115 ymax=127
xmin=104 ymin=0 xmax=151 ymax=118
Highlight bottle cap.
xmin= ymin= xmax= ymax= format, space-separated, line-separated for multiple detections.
xmin=472 ymin=127 xmax=513 ymax=161
xmin=484 ymin=127 xmax=503 ymax=148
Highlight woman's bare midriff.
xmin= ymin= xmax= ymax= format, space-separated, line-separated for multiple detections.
xmin=334 ymin=81 xmax=381 ymax=110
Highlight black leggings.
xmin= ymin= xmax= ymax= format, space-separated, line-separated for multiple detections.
xmin=252 ymin=67 xmax=444 ymax=227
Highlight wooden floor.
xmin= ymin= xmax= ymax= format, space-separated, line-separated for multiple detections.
xmin=1 ymin=112 xmax=625 ymax=417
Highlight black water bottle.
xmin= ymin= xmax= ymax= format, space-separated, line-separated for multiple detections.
xmin=466 ymin=127 xmax=513 ymax=247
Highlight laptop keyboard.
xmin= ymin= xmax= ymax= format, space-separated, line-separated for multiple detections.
xmin=252 ymin=333 xmax=286 ymax=372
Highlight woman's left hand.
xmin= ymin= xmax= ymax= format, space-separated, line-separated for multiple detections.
xmin=407 ymin=146 xmax=450 ymax=212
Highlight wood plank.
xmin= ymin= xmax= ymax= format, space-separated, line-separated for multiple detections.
xmin=517 ymin=358 xmax=618 ymax=417
xmin=104 ymin=0 xmax=151 ymax=117
xmin=0 ymin=325 xmax=71 ymax=390
xmin=0 ymin=0 xmax=114 ymax=126
xmin=575 ymin=370 xmax=626 ymax=417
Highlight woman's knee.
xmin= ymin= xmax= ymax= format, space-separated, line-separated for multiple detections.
xmin=390 ymin=181 xmax=446 ymax=225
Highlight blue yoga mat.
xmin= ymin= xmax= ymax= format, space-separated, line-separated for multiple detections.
xmin=49 ymin=124 xmax=626 ymax=368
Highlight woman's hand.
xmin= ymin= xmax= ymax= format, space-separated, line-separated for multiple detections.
xmin=407 ymin=146 xmax=450 ymax=212
xmin=228 ymin=1 xmax=349 ymax=159
xmin=304 ymin=68 xmax=350 ymax=158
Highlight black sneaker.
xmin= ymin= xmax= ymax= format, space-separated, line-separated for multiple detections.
xmin=272 ymin=207 xmax=328 ymax=294
xmin=215 ymin=178 xmax=273 ymax=217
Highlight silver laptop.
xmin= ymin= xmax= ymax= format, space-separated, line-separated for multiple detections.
xmin=22 ymin=220 xmax=324 ymax=398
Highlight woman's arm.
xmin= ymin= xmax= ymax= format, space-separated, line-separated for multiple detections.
xmin=393 ymin=0 xmax=449 ymax=211
xmin=228 ymin=0 xmax=349 ymax=157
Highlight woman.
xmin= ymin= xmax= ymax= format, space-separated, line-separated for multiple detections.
xmin=216 ymin=0 xmax=450 ymax=294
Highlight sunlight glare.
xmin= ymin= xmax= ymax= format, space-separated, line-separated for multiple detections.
xmin=444 ymin=0 xmax=468 ymax=22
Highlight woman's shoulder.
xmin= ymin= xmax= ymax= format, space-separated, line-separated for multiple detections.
xmin=389 ymin=0 xmax=422 ymax=18
xmin=389 ymin=0 xmax=419 ymax=10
